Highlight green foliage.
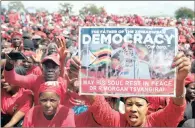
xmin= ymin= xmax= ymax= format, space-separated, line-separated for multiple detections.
xmin=58 ymin=3 xmax=73 ymax=15
xmin=79 ymin=4 xmax=104 ymax=16
xmin=8 ymin=1 xmax=25 ymax=12
xmin=175 ymin=7 xmax=195 ymax=19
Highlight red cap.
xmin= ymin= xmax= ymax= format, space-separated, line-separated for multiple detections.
xmin=38 ymin=81 xmax=62 ymax=97
xmin=185 ymin=74 xmax=195 ymax=86
xmin=41 ymin=53 xmax=60 ymax=66
xmin=11 ymin=31 xmax=22 ymax=39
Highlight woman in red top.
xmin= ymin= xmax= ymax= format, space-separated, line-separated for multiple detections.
xmin=1 ymin=68 xmax=33 ymax=127
xmin=86 ymin=52 xmax=190 ymax=127
xmin=23 ymin=82 xmax=75 ymax=127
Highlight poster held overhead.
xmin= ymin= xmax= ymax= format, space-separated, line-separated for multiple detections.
xmin=79 ymin=26 xmax=178 ymax=97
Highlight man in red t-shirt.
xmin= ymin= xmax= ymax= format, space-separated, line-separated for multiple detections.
xmin=4 ymin=53 xmax=67 ymax=105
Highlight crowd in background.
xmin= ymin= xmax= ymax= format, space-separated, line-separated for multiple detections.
xmin=1 ymin=7 xmax=195 ymax=127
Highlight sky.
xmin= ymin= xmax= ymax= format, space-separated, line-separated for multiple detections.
xmin=1 ymin=1 xmax=195 ymax=16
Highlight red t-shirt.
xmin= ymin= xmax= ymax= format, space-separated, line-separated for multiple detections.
xmin=26 ymin=66 xmax=42 ymax=76
xmin=1 ymin=88 xmax=33 ymax=116
xmin=23 ymin=105 xmax=75 ymax=127
xmin=4 ymin=69 xmax=67 ymax=106
xmin=75 ymin=110 xmax=101 ymax=127
xmin=146 ymin=97 xmax=168 ymax=115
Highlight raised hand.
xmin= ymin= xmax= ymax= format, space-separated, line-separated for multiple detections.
xmin=172 ymin=52 xmax=191 ymax=81
xmin=32 ymin=49 xmax=43 ymax=63
xmin=56 ymin=36 xmax=69 ymax=61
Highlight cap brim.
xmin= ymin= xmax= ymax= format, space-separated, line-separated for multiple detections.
xmin=41 ymin=58 xmax=60 ymax=66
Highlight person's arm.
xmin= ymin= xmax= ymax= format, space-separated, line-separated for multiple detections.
xmin=31 ymin=49 xmax=43 ymax=70
xmin=148 ymin=97 xmax=186 ymax=127
xmin=87 ymin=95 xmax=121 ymax=127
xmin=148 ymin=52 xmax=190 ymax=127
xmin=172 ymin=52 xmax=190 ymax=106
xmin=3 ymin=111 xmax=25 ymax=127
xmin=22 ymin=110 xmax=32 ymax=127
xmin=4 ymin=59 xmax=37 ymax=90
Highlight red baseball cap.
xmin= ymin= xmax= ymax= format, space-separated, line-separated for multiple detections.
xmin=11 ymin=31 xmax=22 ymax=39
xmin=41 ymin=53 xmax=60 ymax=66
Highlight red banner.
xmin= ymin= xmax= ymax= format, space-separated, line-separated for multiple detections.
xmin=81 ymin=78 xmax=174 ymax=95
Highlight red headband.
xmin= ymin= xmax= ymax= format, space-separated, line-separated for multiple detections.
xmin=124 ymin=97 xmax=148 ymax=103
xmin=38 ymin=81 xmax=62 ymax=97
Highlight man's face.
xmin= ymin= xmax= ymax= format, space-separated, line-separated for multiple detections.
xmin=186 ymin=83 xmax=195 ymax=101
xmin=42 ymin=60 xmax=60 ymax=81
xmin=39 ymin=92 xmax=60 ymax=116
xmin=47 ymin=44 xmax=58 ymax=55
xmin=22 ymin=56 xmax=34 ymax=71
xmin=12 ymin=36 xmax=22 ymax=47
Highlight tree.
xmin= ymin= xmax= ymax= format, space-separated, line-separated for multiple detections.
xmin=26 ymin=7 xmax=36 ymax=14
xmin=58 ymin=3 xmax=73 ymax=15
xmin=36 ymin=8 xmax=48 ymax=13
xmin=79 ymin=4 xmax=104 ymax=16
xmin=8 ymin=1 xmax=25 ymax=12
xmin=175 ymin=7 xmax=195 ymax=19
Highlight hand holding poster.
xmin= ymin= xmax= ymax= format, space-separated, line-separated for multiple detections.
xmin=79 ymin=26 xmax=178 ymax=97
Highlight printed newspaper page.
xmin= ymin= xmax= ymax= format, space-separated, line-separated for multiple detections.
xmin=79 ymin=26 xmax=178 ymax=97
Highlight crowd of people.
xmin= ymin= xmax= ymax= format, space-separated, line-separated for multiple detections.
xmin=1 ymin=7 xmax=195 ymax=127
